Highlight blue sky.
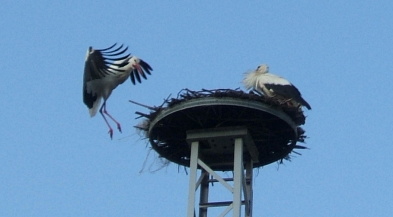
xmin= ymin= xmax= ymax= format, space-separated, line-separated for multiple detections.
xmin=1 ymin=1 xmax=393 ymax=216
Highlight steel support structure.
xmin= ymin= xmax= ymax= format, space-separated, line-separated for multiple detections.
xmin=186 ymin=127 xmax=256 ymax=217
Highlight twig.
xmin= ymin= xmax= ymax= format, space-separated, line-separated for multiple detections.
xmin=129 ymin=100 xmax=157 ymax=110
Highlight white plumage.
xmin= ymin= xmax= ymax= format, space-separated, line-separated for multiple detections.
xmin=83 ymin=43 xmax=153 ymax=139
xmin=243 ymin=64 xmax=311 ymax=110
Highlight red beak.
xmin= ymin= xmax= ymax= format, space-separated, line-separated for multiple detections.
xmin=133 ymin=63 xmax=144 ymax=77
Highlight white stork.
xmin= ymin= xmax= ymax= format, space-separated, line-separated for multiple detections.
xmin=243 ymin=64 xmax=311 ymax=110
xmin=83 ymin=43 xmax=153 ymax=139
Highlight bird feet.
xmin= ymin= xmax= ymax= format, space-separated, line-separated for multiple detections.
xmin=106 ymin=124 xmax=121 ymax=139
xmin=108 ymin=128 xmax=114 ymax=139
xmin=116 ymin=123 xmax=122 ymax=133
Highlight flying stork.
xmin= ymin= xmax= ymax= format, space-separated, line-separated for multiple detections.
xmin=243 ymin=64 xmax=311 ymax=110
xmin=83 ymin=43 xmax=153 ymax=139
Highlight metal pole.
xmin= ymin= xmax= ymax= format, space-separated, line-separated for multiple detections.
xmin=187 ymin=141 xmax=200 ymax=217
xmin=245 ymin=159 xmax=253 ymax=217
xmin=199 ymin=170 xmax=209 ymax=217
xmin=233 ymin=138 xmax=244 ymax=217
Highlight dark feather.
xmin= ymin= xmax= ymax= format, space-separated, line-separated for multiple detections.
xmin=130 ymin=71 xmax=136 ymax=84
xmin=265 ymin=83 xmax=311 ymax=110
xmin=134 ymin=69 xmax=142 ymax=83
xmin=104 ymin=54 xmax=130 ymax=61
xmin=83 ymin=84 xmax=97 ymax=109
xmin=101 ymin=45 xmax=128 ymax=56
xmin=83 ymin=62 xmax=97 ymax=108
xmin=140 ymin=59 xmax=153 ymax=75
xmin=100 ymin=43 xmax=123 ymax=53
xmin=96 ymin=43 xmax=117 ymax=52
xmin=111 ymin=57 xmax=131 ymax=68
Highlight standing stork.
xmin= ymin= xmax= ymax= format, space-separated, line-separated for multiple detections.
xmin=83 ymin=43 xmax=153 ymax=139
xmin=243 ymin=64 xmax=311 ymax=110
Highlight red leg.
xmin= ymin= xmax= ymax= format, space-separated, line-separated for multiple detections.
xmin=101 ymin=102 xmax=122 ymax=133
xmin=99 ymin=102 xmax=114 ymax=139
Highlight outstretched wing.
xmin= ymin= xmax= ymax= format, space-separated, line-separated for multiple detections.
xmin=83 ymin=43 xmax=130 ymax=108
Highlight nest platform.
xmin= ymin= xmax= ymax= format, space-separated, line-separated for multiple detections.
xmin=135 ymin=89 xmax=307 ymax=171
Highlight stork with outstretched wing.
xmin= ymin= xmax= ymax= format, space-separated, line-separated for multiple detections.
xmin=83 ymin=43 xmax=153 ymax=139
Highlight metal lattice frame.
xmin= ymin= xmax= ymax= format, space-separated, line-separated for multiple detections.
xmin=186 ymin=127 xmax=254 ymax=217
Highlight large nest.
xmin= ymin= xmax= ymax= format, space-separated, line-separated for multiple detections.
xmin=134 ymin=88 xmax=308 ymax=171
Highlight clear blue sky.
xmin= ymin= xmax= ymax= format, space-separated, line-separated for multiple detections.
xmin=1 ymin=1 xmax=393 ymax=216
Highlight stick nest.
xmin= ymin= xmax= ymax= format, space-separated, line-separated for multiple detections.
xmin=133 ymin=88 xmax=308 ymax=170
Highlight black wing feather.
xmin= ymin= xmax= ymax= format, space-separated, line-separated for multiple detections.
xmin=265 ymin=83 xmax=311 ymax=110
xmin=134 ymin=69 xmax=142 ymax=83
xmin=105 ymin=54 xmax=131 ymax=61
xmin=140 ymin=59 xmax=153 ymax=75
xmin=130 ymin=71 xmax=136 ymax=84
xmin=101 ymin=45 xmax=128 ymax=56
xmin=96 ymin=43 xmax=117 ymax=52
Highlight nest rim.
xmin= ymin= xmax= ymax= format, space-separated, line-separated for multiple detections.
xmin=147 ymin=95 xmax=301 ymax=170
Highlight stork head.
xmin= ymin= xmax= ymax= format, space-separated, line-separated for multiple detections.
xmin=256 ymin=64 xmax=269 ymax=74
xmin=128 ymin=56 xmax=153 ymax=84
xmin=243 ymin=64 xmax=269 ymax=90
xmin=129 ymin=56 xmax=143 ymax=74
